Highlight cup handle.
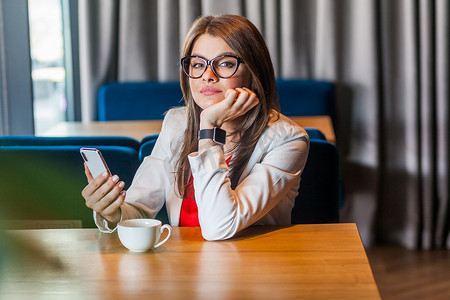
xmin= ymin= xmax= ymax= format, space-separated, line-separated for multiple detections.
xmin=154 ymin=224 xmax=172 ymax=248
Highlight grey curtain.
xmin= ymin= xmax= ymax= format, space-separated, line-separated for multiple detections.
xmin=78 ymin=0 xmax=449 ymax=249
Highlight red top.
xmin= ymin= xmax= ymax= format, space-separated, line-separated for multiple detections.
xmin=179 ymin=155 xmax=232 ymax=226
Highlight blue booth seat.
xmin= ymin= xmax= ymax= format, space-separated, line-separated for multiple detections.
xmin=0 ymin=136 xmax=141 ymax=152
xmin=276 ymin=79 xmax=335 ymax=122
xmin=139 ymin=134 xmax=159 ymax=162
xmin=98 ymin=81 xmax=184 ymax=121
xmin=0 ymin=145 xmax=139 ymax=229
xmin=97 ymin=79 xmax=335 ymax=122
xmin=292 ymin=139 xmax=340 ymax=224
xmin=303 ymin=127 xmax=326 ymax=140
xmin=140 ymin=133 xmax=159 ymax=146
xmin=137 ymin=136 xmax=169 ymax=224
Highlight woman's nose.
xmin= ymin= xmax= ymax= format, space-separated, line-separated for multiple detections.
xmin=202 ymin=65 xmax=218 ymax=82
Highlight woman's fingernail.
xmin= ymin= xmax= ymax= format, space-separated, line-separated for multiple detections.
xmin=112 ymin=175 xmax=119 ymax=182
xmin=118 ymin=182 xmax=125 ymax=188
xmin=102 ymin=171 xmax=108 ymax=177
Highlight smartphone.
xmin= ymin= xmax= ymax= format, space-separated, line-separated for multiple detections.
xmin=80 ymin=148 xmax=111 ymax=179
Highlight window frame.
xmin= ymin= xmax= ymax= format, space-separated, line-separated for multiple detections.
xmin=0 ymin=0 xmax=34 ymax=135
xmin=0 ymin=0 xmax=80 ymax=136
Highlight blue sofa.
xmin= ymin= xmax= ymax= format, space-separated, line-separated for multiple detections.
xmin=98 ymin=80 xmax=335 ymax=121
xmin=98 ymin=81 xmax=184 ymax=121
xmin=0 ymin=136 xmax=141 ymax=151
xmin=276 ymin=79 xmax=335 ymax=121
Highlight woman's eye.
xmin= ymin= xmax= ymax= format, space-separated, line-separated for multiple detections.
xmin=192 ymin=62 xmax=204 ymax=69
xmin=218 ymin=61 xmax=235 ymax=68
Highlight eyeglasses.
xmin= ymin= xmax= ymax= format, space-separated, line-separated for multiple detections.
xmin=181 ymin=55 xmax=244 ymax=79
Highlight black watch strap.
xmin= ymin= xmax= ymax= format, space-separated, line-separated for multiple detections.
xmin=198 ymin=128 xmax=226 ymax=145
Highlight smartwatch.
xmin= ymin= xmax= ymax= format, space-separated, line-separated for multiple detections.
xmin=198 ymin=128 xmax=226 ymax=145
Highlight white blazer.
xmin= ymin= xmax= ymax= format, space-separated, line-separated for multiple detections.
xmin=95 ymin=107 xmax=309 ymax=240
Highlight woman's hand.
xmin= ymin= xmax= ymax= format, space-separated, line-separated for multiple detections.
xmin=81 ymin=163 xmax=126 ymax=225
xmin=199 ymin=87 xmax=259 ymax=129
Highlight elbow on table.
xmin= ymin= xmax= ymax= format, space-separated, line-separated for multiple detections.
xmin=201 ymin=232 xmax=234 ymax=241
xmin=200 ymin=222 xmax=238 ymax=241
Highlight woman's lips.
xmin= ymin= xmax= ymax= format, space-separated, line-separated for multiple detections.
xmin=200 ymin=86 xmax=222 ymax=96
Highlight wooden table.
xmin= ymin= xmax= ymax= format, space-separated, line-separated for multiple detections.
xmin=1 ymin=224 xmax=379 ymax=299
xmin=41 ymin=115 xmax=336 ymax=144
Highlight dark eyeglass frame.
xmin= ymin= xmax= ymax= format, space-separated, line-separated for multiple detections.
xmin=180 ymin=55 xmax=244 ymax=79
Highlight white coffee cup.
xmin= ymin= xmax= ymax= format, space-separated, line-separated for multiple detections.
xmin=117 ymin=219 xmax=172 ymax=252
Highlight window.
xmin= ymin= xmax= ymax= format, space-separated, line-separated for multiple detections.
xmin=28 ymin=0 xmax=73 ymax=134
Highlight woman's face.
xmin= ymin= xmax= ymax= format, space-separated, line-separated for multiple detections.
xmin=188 ymin=34 xmax=252 ymax=110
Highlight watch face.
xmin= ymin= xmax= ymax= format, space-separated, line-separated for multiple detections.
xmin=213 ymin=128 xmax=226 ymax=145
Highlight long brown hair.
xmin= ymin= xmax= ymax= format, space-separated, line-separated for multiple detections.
xmin=175 ymin=15 xmax=279 ymax=196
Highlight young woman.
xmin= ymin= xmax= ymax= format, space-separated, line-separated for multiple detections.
xmin=82 ymin=15 xmax=309 ymax=241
